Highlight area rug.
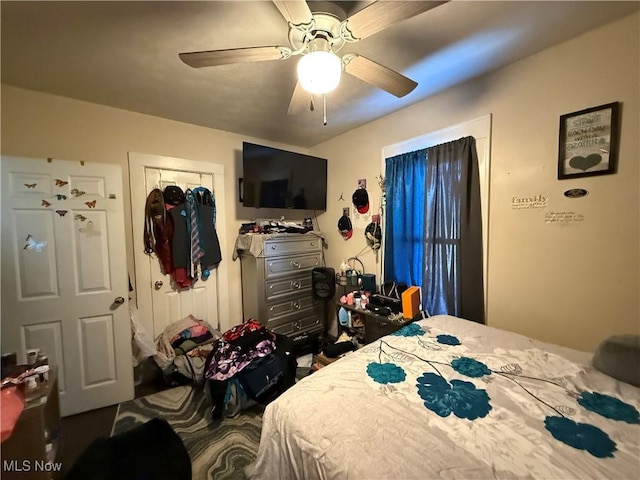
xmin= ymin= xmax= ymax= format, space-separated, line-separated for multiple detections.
xmin=111 ymin=385 xmax=263 ymax=480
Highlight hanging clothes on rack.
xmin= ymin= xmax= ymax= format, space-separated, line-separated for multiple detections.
xmin=143 ymin=188 xmax=174 ymax=275
xmin=169 ymin=187 xmax=222 ymax=285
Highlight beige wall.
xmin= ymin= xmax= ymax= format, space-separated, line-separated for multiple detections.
xmin=2 ymin=12 xmax=638 ymax=352
xmin=311 ymin=12 xmax=640 ymax=352
xmin=0 ymin=86 xmax=312 ymax=329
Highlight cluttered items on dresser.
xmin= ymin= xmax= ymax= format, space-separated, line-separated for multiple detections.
xmin=238 ymin=217 xmax=315 ymax=235
xmin=143 ymin=186 xmax=222 ymax=289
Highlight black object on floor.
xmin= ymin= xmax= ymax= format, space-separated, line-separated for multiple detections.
xmin=290 ymin=331 xmax=320 ymax=357
xmin=323 ymin=340 xmax=356 ymax=358
xmin=64 ymin=417 xmax=191 ymax=480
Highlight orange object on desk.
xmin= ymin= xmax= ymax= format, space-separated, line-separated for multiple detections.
xmin=401 ymin=286 xmax=421 ymax=319
xmin=1 ymin=385 xmax=25 ymax=442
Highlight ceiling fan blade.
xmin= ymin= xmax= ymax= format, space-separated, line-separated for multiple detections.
xmin=179 ymin=46 xmax=290 ymax=68
xmin=343 ymin=54 xmax=417 ymax=98
xmin=272 ymin=0 xmax=313 ymax=26
xmin=343 ymin=1 xmax=448 ymax=41
xmin=287 ymin=81 xmax=311 ymax=115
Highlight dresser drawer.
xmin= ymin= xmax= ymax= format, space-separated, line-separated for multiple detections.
xmin=269 ymin=314 xmax=322 ymax=336
xmin=266 ymin=274 xmax=313 ymax=301
xmin=266 ymin=294 xmax=320 ymax=322
xmin=264 ymin=237 xmax=322 ymax=257
xmin=265 ymin=252 xmax=322 ymax=278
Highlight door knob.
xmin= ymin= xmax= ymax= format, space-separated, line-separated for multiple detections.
xmin=154 ymin=280 xmax=163 ymax=290
xmin=113 ymin=296 xmax=125 ymax=306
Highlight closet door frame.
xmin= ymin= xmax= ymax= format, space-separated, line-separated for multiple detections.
xmin=128 ymin=153 xmax=230 ymax=337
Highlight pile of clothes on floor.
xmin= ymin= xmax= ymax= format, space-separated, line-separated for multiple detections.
xmin=153 ymin=314 xmax=220 ymax=385
xmin=204 ymin=319 xmax=296 ymax=418
xmin=153 ymin=316 xmax=296 ymax=418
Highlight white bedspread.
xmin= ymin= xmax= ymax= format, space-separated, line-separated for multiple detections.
xmin=245 ymin=315 xmax=640 ymax=479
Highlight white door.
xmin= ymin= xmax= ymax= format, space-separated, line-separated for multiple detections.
xmin=1 ymin=156 xmax=134 ymax=416
xmin=129 ymin=153 xmax=230 ymax=340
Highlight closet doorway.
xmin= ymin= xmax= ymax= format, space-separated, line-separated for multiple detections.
xmin=129 ymin=153 xmax=230 ymax=339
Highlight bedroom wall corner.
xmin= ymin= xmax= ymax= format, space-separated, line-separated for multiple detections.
xmin=312 ymin=12 xmax=640 ymax=353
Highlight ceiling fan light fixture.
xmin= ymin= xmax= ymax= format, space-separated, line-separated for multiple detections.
xmin=297 ymin=51 xmax=342 ymax=94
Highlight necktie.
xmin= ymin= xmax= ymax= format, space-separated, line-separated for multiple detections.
xmin=186 ymin=192 xmax=204 ymax=277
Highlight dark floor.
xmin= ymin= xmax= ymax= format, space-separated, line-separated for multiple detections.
xmin=59 ymin=378 xmax=170 ymax=477
xmin=59 ymin=350 xmax=318 ymax=477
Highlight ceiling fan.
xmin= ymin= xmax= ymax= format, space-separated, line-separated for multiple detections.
xmin=179 ymin=0 xmax=447 ymax=116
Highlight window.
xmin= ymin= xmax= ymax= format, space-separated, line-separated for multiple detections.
xmin=381 ymin=115 xmax=491 ymax=321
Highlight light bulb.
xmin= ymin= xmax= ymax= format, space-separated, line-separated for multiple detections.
xmin=297 ymin=51 xmax=342 ymax=94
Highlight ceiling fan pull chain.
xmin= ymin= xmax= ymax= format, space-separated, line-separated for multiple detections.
xmin=323 ymin=94 xmax=327 ymax=126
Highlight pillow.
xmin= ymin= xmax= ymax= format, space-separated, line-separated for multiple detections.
xmin=592 ymin=334 xmax=640 ymax=387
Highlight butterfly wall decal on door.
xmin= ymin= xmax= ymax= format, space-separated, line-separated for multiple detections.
xmin=24 ymin=234 xmax=47 ymax=252
xmin=55 ymin=179 xmax=69 ymax=187
xmin=85 ymin=200 xmax=97 ymax=208
xmin=24 ymin=183 xmax=37 ymax=189
xmin=79 ymin=221 xmax=99 ymax=236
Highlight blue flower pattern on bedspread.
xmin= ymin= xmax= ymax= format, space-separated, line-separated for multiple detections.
xmin=367 ymin=327 xmax=638 ymax=460
xmin=436 ymin=334 xmax=460 ymax=345
xmin=416 ymin=372 xmax=492 ymax=420
xmin=392 ymin=323 xmax=425 ymax=337
xmin=577 ymin=391 xmax=640 ymax=424
xmin=451 ymin=357 xmax=491 ymax=378
xmin=544 ymin=416 xmax=617 ymax=458
xmin=366 ymin=362 xmax=406 ymax=384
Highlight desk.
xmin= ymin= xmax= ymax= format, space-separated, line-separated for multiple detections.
xmin=337 ymin=303 xmax=414 ymax=344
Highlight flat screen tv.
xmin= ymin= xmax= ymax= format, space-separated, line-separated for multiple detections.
xmin=242 ymin=142 xmax=327 ymax=210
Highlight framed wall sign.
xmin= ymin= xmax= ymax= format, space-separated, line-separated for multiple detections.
xmin=557 ymin=101 xmax=620 ymax=180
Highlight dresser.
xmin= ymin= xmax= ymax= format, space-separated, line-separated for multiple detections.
xmin=236 ymin=233 xmax=325 ymax=339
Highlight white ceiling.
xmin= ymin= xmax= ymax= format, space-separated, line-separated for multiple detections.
xmin=2 ymin=1 xmax=638 ymax=148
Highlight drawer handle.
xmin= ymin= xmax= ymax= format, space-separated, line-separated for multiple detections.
xmin=292 ymin=301 xmax=301 ymax=310
xmin=268 ymin=285 xmax=274 ymax=290
xmin=271 ymin=245 xmax=277 ymax=250
xmin=291 ymin=260 xmax=301 ymax=268
xmin=269 ymin=306 xmax=275 ymax=313
xmin=310 ymin=241 xmax=316 ymax=247
xmin=291 ymin=280 xmax=300 ymax=289
xmin=294 ymin=322 xmax=301 ymax=330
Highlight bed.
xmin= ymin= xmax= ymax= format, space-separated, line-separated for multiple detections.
xmin=245 ymin=315 xmax=639 ymax=479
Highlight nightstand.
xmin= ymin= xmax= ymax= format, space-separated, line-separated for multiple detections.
xmin=1 ymin=368 xmax=62 ymax=480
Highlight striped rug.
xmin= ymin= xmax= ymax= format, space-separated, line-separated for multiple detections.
xmin=111 ymin=385 xmax=263 ymax=480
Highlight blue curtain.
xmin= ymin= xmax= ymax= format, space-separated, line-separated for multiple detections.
xmin=384 ymin=137 xmax=484 ymax=323
xmin=383 ymin=149 xmax=427 ymax=288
